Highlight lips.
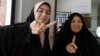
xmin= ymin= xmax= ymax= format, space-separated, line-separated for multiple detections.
xmin=74 ymin=27 xmax=80 ymax=29
xmin=37 ymin=19 xmax=46 ymax=24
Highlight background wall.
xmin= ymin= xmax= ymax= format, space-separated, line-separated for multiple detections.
xmin=57 ymin=0 xmax=71 ymax=12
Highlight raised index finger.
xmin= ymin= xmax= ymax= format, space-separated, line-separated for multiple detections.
xmin=45 ymin=20 xmax=57 ymax=29
xmin=72 ymin=35 xmax=76 ymax=43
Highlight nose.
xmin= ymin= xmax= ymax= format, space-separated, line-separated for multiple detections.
xmin=74 ymin=21 xmax=79 ymax=26
xmin=42 ymin=11 xmax=47 ymax=17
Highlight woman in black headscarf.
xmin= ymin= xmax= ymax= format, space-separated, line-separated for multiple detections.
xmin=21 ymin=1 xmax=52 ymax=56
xmin=0 ymin=1 xmax=56 ymax=56
xmin=52 ymin=12 xmax=100 ymax=56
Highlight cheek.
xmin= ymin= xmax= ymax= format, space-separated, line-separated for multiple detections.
xmin=71 ymin=24 xmax=74 ymax=30
xmin=77 ymin=24 xmax=83 ymax=32
xmin=35 ymin=14 xmax=40 ymax=20
xmin=80 ymin=24 xmax=83 ymax=29
xmin=45 ymin=16 xmax=50 ymax=21
xmin=47 ymin=17 xmax=50 ymax=21
xmin=71 ymin=25 xmax=74 ymax=30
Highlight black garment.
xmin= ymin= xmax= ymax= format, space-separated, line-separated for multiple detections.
xmin=0 ymin=23 xmax=30 ymax=56
xmin=0 ymin=23 xmax=51 ymax=56
xmin=0 ymin=7 xmax=51 ymax=56
xmin=52 ymin=13 xmax=100 ymax=56
xmin=22 ymin=31 xmax=51 ymax=56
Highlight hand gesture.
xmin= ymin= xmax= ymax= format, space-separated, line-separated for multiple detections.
xmin=66 ymin=35 xmax=78 ymax=53
xmin=30 ymin=20 xmax=56 ymax=34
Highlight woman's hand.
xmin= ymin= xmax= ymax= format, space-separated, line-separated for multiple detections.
xmin=30 ymin=20 xmax=56 ymax=34
xmin=66 ymin=35 xmax=78 ymax=53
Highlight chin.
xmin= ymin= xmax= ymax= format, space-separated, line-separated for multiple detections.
xmin=73 ymin=30 xmax=80 ymax=33
xmin=44 ymin=21 xmax=48 ymax=24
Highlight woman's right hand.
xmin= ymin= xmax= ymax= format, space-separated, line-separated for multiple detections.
xmin=30 ymin=20 xmax=56 ymax=34
xmin=66 ymin=35 xmax=78 ymax=53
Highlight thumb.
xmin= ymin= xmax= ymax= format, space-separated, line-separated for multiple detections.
xmin=71 ymin=43 xmax=78 ymax=50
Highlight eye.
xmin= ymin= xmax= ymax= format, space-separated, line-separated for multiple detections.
xmin=37 ymin=9 xmax=43 ymax=13
xmin=78 ymin=20 xmax=82 ymax=23
xmin=46 ymin=11 xmax=50 ymax=15
xmin=71 ymin=20 xmax=75 ymax=23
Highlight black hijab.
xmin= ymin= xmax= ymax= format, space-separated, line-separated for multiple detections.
xmin=52 ymin=13 xmax=100 ymax=56
xmin=25 ymin=7 xmax=35 ymax=23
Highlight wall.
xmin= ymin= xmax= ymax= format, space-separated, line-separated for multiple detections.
xmin=57 ymin=0 xmax=71 ymax=12
xmin=98 ymin=16 xmax=100 ymax=26
xmin=15 ymin=0 xmax=22 ymax=23
xmin=89 ymin=2 xmax=98 ymax=36
xmin=97 ymin=5 xmax=100 ymax=26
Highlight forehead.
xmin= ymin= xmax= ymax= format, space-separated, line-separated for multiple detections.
xmin=38 ymin=4 xmax=51 ymax=11
xmin=73 ymin=15 xmax=81 ymax=20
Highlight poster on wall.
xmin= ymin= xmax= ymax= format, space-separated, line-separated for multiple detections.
xmin=72 ymin=0 xmax=91 ymax=14
xmin=56 ymin=11 xmax=70 ymax=29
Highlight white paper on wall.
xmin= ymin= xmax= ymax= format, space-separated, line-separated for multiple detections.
xmin=72 ymin=0 xmax=91 ymax=14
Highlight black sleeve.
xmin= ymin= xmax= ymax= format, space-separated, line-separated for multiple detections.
xmin=12 ymin=23 xmax=30 ymax=44
xmin=88 ymin=34 xmax=100 ymax=56
xmin=0 ymin=23 xmax=30 ymax=56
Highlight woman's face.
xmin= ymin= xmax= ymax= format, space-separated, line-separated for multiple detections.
xmin=35 ymin=4 xmax=51 ymax=24
xmin=71 ymin=15 xmax=83 ymax=33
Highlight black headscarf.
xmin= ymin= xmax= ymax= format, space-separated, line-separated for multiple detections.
xmin=52 ymin=13 xmax=100 ymax=56
xmin=25 ymin=7 xmax=35 ymax=23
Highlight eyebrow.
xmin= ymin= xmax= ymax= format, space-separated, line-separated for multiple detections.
xmin=38 ymin=8 xmax=51 ymax=12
